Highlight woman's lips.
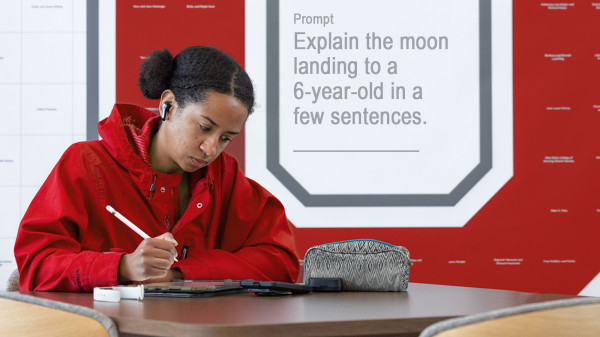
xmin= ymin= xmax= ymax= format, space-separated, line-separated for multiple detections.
xmin=190 ymin=157 xmax=208 ymax=168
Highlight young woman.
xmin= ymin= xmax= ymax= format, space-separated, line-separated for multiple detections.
xmin=14 ymin=46 xmax=299 ymax=291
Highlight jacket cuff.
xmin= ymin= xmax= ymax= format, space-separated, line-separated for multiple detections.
xmin=86 ymin=251 xmax=125 ymax=290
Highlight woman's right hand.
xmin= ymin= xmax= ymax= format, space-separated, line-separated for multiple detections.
xmin=118 ymin=233 xmax=178 ymax=283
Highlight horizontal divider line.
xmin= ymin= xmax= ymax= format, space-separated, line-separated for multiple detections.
xmin=293 ymin=150 xmax=420 ymax=153
xmin=0 ymin=83 xmax=86 ymax=85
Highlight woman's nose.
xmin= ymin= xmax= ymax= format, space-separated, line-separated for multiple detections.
xmin=200 ymin=136 xmax=218 ymax=157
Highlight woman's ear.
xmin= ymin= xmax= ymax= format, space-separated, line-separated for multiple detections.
xmin=159 ymin=90 xmax=176 ymax=120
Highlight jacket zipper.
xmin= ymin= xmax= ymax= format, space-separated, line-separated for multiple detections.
xmin=164 ymin=216 xmax=171 ymax=232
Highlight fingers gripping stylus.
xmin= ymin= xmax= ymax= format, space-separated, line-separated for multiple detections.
xmin=106 ymin=205 xmax=178 ymax=262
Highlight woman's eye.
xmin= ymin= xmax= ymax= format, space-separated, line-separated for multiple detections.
xmin=199 ymin=124 xmax=210 ymax=131
xmin=221 ymin=135 xmax=232 ymax=143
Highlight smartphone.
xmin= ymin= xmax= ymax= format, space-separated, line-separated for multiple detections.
xmin=240 ymin=280 xmax=312 ymax=295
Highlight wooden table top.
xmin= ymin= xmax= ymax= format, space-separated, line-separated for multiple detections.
xmin=21 ymin=283 xmax=577 ymax=337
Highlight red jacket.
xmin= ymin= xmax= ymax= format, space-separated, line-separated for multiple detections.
xmin=14 ymin=104 xmax=299 ymax=291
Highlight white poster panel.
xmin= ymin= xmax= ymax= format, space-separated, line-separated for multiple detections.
xmin=246 ymin=0 xmax=513 ymax=227
xmin=0 ymin=0 xmax=88 ymax=287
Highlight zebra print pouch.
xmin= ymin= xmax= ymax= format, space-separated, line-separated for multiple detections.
xmin=303 ymin=239 xmax=411 ymax=292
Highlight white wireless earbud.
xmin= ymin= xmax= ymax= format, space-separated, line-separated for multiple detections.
xmin=161 ymin=102 xmax=171 ymax=120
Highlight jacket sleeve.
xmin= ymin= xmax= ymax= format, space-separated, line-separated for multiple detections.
xmin=14 ymin=144 xmax=124 ymax=292
xmin=175 ymin=155 xmax=300 ymax=283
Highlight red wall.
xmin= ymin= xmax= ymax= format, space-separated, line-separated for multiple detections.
xmin=116 ymin=0 xmax=247 ymax=170
xmin=116 ymin=1 xmax=600 ymax=295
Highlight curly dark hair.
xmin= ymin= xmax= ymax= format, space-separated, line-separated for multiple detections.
xmin=138 ymin=46 xmax=254 ymax=114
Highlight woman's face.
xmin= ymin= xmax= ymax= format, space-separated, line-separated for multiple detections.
xmin=159 ymin=91 xmax=248 ymax=174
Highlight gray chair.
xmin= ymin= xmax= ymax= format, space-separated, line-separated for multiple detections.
xmin=5 ymin=268 xmax=19 ymax=291
xmin=1 ymin=282 xmax=118 ymax=336
xmin=419 ymin=296 xmax=600 ymax=337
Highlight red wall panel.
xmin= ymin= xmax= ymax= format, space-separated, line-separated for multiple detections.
xmin=115 ymin=1 xmax=600 ymax=295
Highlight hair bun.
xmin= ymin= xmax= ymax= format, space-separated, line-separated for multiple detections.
xmin=138 ymin=49 xmax=174 ymax=99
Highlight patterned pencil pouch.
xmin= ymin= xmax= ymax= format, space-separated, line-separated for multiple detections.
xmin=303 ymin=239 xmax=411 ymax=292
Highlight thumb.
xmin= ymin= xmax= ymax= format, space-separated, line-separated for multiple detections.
xmin=155 ymin=232 xmax=178 ymax=246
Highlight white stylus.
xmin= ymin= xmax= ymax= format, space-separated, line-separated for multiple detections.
xmin=106 ymin=205 xmax=178 ymax=262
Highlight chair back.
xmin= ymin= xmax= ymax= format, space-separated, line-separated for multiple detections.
xmin=419 ymin=296 xmax=600 ymax=337
xmin=0 ymin=291 xmax=119 ymax=337
xmin=5 ymin=268 xmax=19 ymax=291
